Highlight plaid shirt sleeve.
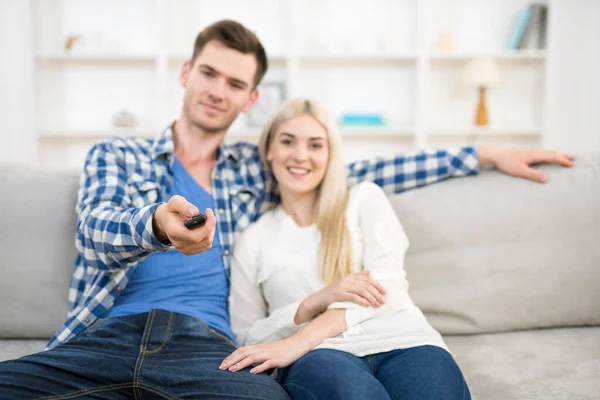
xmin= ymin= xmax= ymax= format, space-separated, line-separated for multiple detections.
xmin=346 ymin=146 xmax=480 ymax=195
xmin=76 ymin=140 xmax=170 ymax=271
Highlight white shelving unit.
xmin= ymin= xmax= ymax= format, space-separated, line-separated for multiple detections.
xmin=31 ymin=0 xmax=551 ymax=167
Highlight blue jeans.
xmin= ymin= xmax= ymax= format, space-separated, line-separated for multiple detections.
xmin=0 ymin=309 xmax=290 ymax=400
xmin=277 ymin=346 xmax=471 ymax=400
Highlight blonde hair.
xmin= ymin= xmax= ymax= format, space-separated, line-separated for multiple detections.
xmin=258 ymin=98 xmax=353 ymax=285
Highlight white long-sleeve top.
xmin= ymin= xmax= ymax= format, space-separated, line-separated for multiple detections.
xmin=229 ymin=181 xmax=448 ymax=357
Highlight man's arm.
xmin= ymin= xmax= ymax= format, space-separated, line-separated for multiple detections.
xmin=346 ymin=146 xmax=479 ymax=195
xmin=75 ymin=141 xmax=172 ymax=271
xmin=347 ymin=145 xmax=576 ymax=195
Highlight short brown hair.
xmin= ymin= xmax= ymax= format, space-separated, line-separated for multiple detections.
xmin=191 ymin=20 xmax=268 ymax=88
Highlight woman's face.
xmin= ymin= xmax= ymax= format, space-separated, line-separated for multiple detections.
xmin=267 ymin=114 xmax=330 ymax=197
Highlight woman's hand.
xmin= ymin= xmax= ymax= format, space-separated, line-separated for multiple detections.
xmin=295 ymin=270 xmax=386 ymax=324
xmin=219 ymin=337 xmax=311 ymax=375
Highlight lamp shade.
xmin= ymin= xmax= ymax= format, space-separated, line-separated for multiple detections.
xmin=461 ymin=58 xmax=502 ymax=87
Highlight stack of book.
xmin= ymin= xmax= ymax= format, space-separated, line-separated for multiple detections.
xmin=507 ymin=3 xmax=548 ymax=50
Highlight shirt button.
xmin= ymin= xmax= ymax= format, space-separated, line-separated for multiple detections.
xmin=116 ymin=286 xmax=122 ymax=292
xmin=224 ymin=249 xmax=230 ymax=256
xmin=85 ymin=318 xmax=90 ymax=323
xmin=218 ymin=209 xmax=224 ymax=215
xmin=214 ymin=174 xmax=220 ymax=179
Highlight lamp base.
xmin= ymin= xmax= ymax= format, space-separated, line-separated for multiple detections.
xmin=475 ymin=86 xmax=488 ymax=127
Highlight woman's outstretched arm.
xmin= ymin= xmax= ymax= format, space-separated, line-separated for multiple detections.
xmin=220 ymin=308 xmax=347 ymax=374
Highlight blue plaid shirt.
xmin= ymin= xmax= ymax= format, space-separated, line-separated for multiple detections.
xmin=47 ymin=125 xmax=479 ymax=350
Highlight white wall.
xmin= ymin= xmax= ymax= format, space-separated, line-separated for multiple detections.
xmin=1 ymin=1 xmax=599 ymax=167
xmin=546 ymin=0 xmax=600 ymax=152
xmin=0 ymin=0 xmax=36 ymax=164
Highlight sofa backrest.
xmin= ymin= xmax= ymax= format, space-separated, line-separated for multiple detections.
xmin=389 ymin=152 xmax=600 ymax=334
xmin=0 ymin=164 xmax=79 ymax=339
xmin=1 ymin=153 xmax=598 ymax=340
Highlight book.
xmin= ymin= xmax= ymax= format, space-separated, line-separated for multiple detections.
xmin=339 ymin=113 xmax=385 ymax=126
xmin=508 ymin=7 xmax=531 ymax=50
xmin=519 ymin=3 xmax=548 ymax=49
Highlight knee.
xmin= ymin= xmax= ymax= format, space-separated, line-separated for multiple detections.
xmin=280 ymin=351 xmax=388 ymax=400
xmin=413 ymin=346 xmax=468 ymax=398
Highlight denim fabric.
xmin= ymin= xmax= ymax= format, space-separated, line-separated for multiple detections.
xmin=0 ymin=310 xmax=290 ymax=400
xmin=277 ymin=346 xmax=471 ymax=400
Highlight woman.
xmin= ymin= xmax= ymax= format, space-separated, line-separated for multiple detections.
xmin=220 ymin=98 xmax=471 ymax=400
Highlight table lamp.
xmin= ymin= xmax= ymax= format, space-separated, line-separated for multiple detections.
xmin=461 ymin=58 xmax=502 ymax=127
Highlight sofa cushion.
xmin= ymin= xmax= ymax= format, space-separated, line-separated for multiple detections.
xmin=0 ymin=164 xmax=79 ymax=339
xmin=0 ymin=340 xmax=47 ymax=362
xmin=390 ymin=152 xmax=600 ymax=334
xmin=445 ymin=327 xmax=600 ymax=400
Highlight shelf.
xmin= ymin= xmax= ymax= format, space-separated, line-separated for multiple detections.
xmin=427 ymin=126 xmax=543 ymax=136
xmin=299 ymin=53 xmax=417 ymax=65
xmin=35 ymin=53 xmax=157 ymax=65
xmin=38 ymin=129 xmax=159 ymax=140
xmin=340 ymin=126 xmax=414 ymax=137
xmin=167 ymin=53 xmax=288 ymax=65
xmin=430 ymin=50 xmax=546 ymax=62
xmin=37 ymin=127 xmax=415 ymax=141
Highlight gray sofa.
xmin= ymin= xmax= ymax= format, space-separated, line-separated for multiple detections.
xmin=1 ymin=153 xmax=599 ymax=399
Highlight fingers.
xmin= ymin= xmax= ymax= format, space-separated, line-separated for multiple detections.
xmin=250 ymin=360 xmax=274 ymax=375
xmin=364 ymin=275 xmax=386 ymax=295
xmin=350 ymin=284 xmax=378 ymax=307
xmin=204 ymin=208 xmax=217 ymax=229
xmin=219 ymin=349 xmax=247 ymax=371
xmin=556 ymin=153 xmax=575 ymax=167
xmin=339 ymin=271 xmax=387 ymax=307
xmin=521 ymin=166 xmax=548 ymax=183
xmin=348 ymin=293 xmax=371 ymax=308
xmin=168 ymin=206 xmax=217 ymax=255
xmin=362 ymin=280 xmax=386 ymax=305
xmin=167 ymin=195 xmax=198 ymax=218
xmin=221 ymin=348 xmax=265 ymax=373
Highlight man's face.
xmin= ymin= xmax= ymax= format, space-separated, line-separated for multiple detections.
xmin=180 ymin=40 xmax=259 ymax=133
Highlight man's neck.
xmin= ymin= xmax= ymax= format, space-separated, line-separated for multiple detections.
xmin=172 ymin=118 xmax=226 ymax=164
xmin=280 ymin=190 xmax=318 ymax=227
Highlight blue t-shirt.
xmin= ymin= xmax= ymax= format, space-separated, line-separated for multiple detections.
xmin=107 ymin=157 xmax=234 ymax=341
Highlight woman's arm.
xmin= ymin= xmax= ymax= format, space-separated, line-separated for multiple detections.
xmin=229 ymin=229 xmax=308 ymax=346
xmin=327 ymin=181 xmax=413 ymax=329
xmin=220 ymin=308 xmax=347 ymax=374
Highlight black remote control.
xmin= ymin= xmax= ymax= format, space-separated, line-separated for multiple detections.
xmin=184 ymin=213 xmax=207 ymax=230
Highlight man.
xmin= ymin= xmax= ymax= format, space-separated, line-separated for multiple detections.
xmin=0 ymin=20 xmax=574 ymax=399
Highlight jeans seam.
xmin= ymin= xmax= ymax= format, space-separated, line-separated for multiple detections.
xmin=139 ymin=382 xmax=182 ymax=400
xmin=33 ymin=382 xmax=135 ymax=400
xmin=145 ymin=312 xmax=174 ymax=354
xmin=368 ymin=355 xmax=375 ymax=375
xmin=197 ymin=317 xmax=236 ymax=347
xmin=133 ymin=309 xmax=156 ymax=400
